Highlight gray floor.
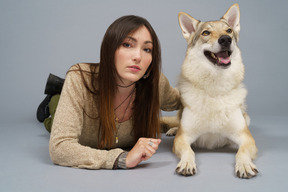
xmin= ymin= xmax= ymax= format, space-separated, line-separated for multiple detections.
xmin=1 ymin=115 xmax=287 ymax=192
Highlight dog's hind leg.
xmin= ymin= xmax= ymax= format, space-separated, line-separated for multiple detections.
xmin=160 ymin=116 xmax=180 ymax=135
xmin=166 ymin=127 xmax=178 ymax=136
xmin=173 ymin=127 xmax=198 ymax=176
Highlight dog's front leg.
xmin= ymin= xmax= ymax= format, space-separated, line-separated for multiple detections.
xmin=173 ymin=127 xmax=198 ymax=176
xmin=227 ymin=109 xmax=258 ymax=178
xmin=234 ymin=126 xmax=258 ymax=179
xmin=234 ymin=125 xmax=258 ymax=179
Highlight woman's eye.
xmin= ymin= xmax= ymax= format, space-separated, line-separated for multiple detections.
xmin=144 ymin=48 xmax=152 ymax=53
xmin=202 ymin=30 xmax=210 ymax=36
xmin=123 ymin=42 xmax=131 ymax=48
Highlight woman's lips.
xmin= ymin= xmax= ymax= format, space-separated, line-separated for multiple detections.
xmin=128 ymin=65 xmax=141 ymax=72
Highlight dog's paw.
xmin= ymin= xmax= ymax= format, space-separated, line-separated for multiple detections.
xmin=235 ymin=161 xmax=258 ymax=179
xmin=166 ymin=127 xmax=178 ymax=136
xmin=175 ymin=160 xmax=197 ymax=176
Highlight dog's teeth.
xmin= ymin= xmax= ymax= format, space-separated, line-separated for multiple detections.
xmin=211 ymin=53 xmax=217 ymax=59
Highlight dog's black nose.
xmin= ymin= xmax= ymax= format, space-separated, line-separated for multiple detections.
xmin=218 ymin=35 xmax=232 ymax=47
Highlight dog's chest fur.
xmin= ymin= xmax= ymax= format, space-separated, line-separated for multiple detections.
xmin=180 ymin=81 xmax=246 ymax=124
xmin=178 ymin=51 xmax=247 ymax=148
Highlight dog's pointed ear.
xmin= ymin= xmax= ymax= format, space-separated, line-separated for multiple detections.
xmin=178 ymin=12 xmax=200 ymax=41
xmin=222 ymin=3 xmax=240 ymax=33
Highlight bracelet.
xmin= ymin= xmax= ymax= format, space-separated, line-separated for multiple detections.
xmin=116 ymin=151 xmax=128 ymax=169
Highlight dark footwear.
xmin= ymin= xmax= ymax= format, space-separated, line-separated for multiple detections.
xmin=44 ymin=74 xmax=64 ymax=95
xmin=36 ymin=95 xmax=52 ymax=122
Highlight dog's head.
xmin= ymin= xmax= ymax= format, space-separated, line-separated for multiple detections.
xmin=179 ymin=4 xmax=240 ymax=69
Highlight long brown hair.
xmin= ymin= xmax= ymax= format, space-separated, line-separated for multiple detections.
xmin=75 ymin=16 xmax=161 ymax=148
xmin=98 ymin=15 xmax=161 ymax=148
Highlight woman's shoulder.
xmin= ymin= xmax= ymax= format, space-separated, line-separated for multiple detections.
xmin=66 ymin=63 xmax=99 ymax=81
xmin=65 ymin=63 xmax=100 ymax=90
xmin=159 ymin=73 xmax=169 ymax=87
xmin=68 ymin=63 xmax=100 ymax=73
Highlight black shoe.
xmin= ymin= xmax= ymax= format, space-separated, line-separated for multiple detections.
xmin=44 ymin=74 xmax=64 ymax=95
xmin=36 ymin=95 xmax=52 ymax=122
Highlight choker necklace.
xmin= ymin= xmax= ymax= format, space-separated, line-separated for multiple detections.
xmin=117 ymin=82 xmax=135 ymax=88
xmin=114 ymin=87 xmax=136 ymax=144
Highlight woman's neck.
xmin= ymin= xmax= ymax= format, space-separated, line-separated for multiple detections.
xmin=116 ymin=84 xmax=135 ymax=98
xmin=114 ymin=84 xmax=136 ymax=123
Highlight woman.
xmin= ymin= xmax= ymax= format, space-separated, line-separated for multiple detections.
xmin=41 ymin=15 xmax=180 ymax=169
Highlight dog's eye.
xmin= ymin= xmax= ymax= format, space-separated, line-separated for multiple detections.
xmin=226 ymin=29 xmax=232 ymax=33
xmin=202 ymin=31 xmax=210 ymax=36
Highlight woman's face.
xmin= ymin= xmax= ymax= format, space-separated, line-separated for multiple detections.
xmin=115 ymin=26 xmax=153 ymax=86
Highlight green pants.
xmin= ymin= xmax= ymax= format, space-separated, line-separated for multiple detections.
xmin=44 ymin=94 xmax=60 ymax=133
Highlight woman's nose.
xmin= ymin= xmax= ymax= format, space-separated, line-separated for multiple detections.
xmin=132 ymin=49 xmax=141 ymax=63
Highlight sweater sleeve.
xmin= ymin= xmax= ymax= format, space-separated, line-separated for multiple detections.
xmin=49 ymin=66 xmax=124 ymax=169
xmin=159 ymin=73 xmax=181 ymax=111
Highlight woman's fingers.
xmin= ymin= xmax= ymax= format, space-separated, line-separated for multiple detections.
xmin=141 ymin=138 xmax=162 ymax=160
xmin=126 ymin=137 xmax=161 ymax=168
xmin=147 ymin=138 xmax=161 ymax=149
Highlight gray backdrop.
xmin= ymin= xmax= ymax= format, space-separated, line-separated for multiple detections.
xmin=0 ymin=0 xmax=287 ymax=123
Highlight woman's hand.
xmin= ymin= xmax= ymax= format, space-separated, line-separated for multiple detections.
xmin=126 ymin=138 xmax=161 ymax=168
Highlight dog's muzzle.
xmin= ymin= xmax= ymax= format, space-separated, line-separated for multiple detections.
xmin=204 ymin=35 xmax=232 ymax=69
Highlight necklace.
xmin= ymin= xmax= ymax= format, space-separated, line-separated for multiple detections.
xmin=116 ymin=82 xmax=136 ymax=88
xmin=114 ymin=87 xmax=135 ymax=144
xmin=114 ymin=87 xmax=136 ymax=112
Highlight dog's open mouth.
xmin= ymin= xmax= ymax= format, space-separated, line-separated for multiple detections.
xmin=204 ymin=50 xmax=232 ymax=68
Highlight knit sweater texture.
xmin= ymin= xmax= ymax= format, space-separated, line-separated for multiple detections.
xmin=49 ymin=63 xmax=180 ymax=169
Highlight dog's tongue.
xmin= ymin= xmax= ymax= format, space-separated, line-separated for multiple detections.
xmin=216 ymin=52 xmax=231 ymax=64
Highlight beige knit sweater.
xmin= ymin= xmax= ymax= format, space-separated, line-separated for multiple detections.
xmin=49 ymin=63 xmax=180 ymax=169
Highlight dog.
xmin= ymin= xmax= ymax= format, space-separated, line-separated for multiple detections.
xmin=163 ymin=4 xmax=258 ymax=178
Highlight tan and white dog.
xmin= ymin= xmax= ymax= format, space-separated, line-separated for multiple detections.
xmin=165 ymin=4 xmax=258 ymax=178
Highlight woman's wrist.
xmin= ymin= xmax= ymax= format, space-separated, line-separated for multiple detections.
xmin=113 ymin=151 xmax=128 ymax=169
